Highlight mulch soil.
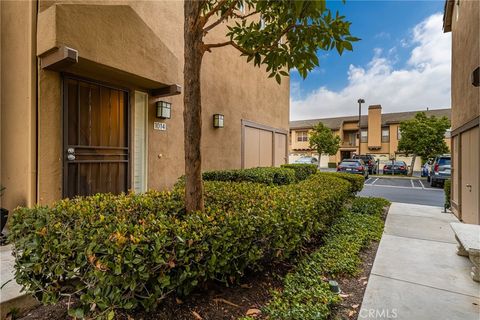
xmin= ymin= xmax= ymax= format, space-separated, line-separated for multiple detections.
xmin=18 ymin=207 xmax=388 ymax=320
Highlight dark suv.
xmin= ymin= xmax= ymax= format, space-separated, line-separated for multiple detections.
xmin=428 ymin=154 xmax=451 ymax=187
xmin=353 ymin=154 xmax=377 ymax=174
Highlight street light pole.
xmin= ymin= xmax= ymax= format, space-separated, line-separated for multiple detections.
xmin=357 ymin=98 xmax=365 ymax=156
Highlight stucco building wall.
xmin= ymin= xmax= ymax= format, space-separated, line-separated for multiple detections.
xmin=1 ymin=0 xmax=290 ymax=210
xmin=446 ymin=0 xmax=479 ymax=224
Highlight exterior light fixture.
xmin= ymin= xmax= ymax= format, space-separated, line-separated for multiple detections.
xmin=213 ymin=114 xmax=224 ymax=128
xmin=156 ymin=101 xmax=171 ymax=119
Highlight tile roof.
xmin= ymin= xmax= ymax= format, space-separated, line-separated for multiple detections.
xmin=290 ymin=108 xmax=451 ymax=130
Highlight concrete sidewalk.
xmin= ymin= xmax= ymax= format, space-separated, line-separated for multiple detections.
xmin=0 ymin=244 xmax=38 ymax=319
xmin=359 ymin=202 xmax=480 ymax=320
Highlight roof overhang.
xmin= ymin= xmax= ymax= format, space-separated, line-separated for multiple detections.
xmin=443 ymin=0 xmax=454 ymax=32
xmin=37 ymin=4 xmax=181 ymax=96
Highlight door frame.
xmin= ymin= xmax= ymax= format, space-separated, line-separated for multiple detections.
xmin=61 ymin=74 xmax=132 ymax=198
xmin=241 ymin=119 xmax=288 ymax=168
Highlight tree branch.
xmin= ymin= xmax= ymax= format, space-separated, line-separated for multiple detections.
xmin=203 ymin=0 xmax=239 ymax=34
xmin=200 ymin=0 xmax=229 ymax=25
xmin=203 ymin=40 xmax=252 ymax=55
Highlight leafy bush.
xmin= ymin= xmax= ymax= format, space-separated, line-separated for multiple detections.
xmin=262 ymin=197 xmax=387 ymax=320
xmin=9 ymin=173 xmax=353 ymax=317
xmin=444 ymin=179 xmax=451 ymax=209
xmin=318 ymin=172 xmax=365 ymax=193
xmin=202 ymin=167 xmax=296 ymax=185
xmin=280 ymin=164 xmax=317 ymax=181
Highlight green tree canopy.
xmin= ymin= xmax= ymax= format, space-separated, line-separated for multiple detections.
xmin=309 ymin=123 xmax=341 ymax=166
xmin=183 ymin=0 xmax=358 ymax=211
xmin=398 ymin=112 xmax=450 ymax=162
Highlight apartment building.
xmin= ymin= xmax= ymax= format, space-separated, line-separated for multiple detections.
xmin=444 ymin=0 xmax=479 ymax=224
xmin=0 ymin=1 xmax=289 ymax=212
xmin=290 ymin=106 xmax=451 ymax=170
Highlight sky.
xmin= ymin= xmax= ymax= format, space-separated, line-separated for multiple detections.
xmin=290 ymin=0 xmax=451 ymax=121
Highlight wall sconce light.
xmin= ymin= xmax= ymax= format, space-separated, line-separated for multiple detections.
xmin=213 ymin=114 xmax=224 ymax=128
xmin=156 ymin=101 xmax=171 ymax=119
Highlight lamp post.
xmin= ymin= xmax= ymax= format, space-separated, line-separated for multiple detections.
xmin=357 ymin=98 xmax=365 ymax=156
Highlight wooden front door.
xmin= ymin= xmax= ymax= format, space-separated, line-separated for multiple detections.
xmin=63 ymin=77 xmax=130 ymax=198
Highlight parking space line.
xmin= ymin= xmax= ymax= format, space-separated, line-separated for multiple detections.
xmin=371 ymin=178 xmax=379 ymax=185
xmin=419 ymin=179 xmax=425 ymax=189
xmin=410 ymin=179 xmax=414 ymax=188
xmin=363 ymin=184 xmax=443 ymax=191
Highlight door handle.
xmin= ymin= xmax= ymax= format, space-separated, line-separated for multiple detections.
xmin=67 ymin=154 xmax=76 ymax=161
xmin=466 ymin=184 xmax=472 ymax=192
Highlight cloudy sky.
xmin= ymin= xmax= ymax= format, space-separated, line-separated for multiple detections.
xmin=290 ymin=1 xmax=451 ymax=121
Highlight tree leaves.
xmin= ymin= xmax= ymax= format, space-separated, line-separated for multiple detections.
xmin=397 ymin=112 xmax=451 ymax=161
xmin=309 ymin=123 xmax=341 ymax=157
xmin=206 ymin=0 xmax=358 ymax=83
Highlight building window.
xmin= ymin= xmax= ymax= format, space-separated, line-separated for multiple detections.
xmin=297 ymin=131 xmax=308 ymax=142
xmin=360 ymin=130 xmax=368 ymax=143
xmin=382 ymin=128 xmax=390 ymax=142
xmin=397 ymin=127 xmax=402 ymax=140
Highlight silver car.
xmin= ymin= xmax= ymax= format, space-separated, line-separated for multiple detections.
xmin=294 ymin=156 xmax=318 ymax=164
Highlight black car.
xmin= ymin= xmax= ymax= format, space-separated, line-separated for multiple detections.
xmin=353 ymin=154 xmax=377 ymax=174
xmin=383 ymin=161 xmax=408 ymax=175
xmin=428 ymin=155 xmax=451 ymax=187
xmin=337 ymin=159 xmax=369 ymax=179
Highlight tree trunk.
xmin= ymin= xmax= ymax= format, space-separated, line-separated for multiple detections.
xmin=408 ymin=154 xmax=416 ymax=177
xmin=184 ymin=0 xmax=205 ymax=212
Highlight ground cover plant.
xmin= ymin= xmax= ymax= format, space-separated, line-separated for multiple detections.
xmin=241 ymin=197 xmax=389 ymax=320
xmin=9 ymin=171 xmax=360 ymax=319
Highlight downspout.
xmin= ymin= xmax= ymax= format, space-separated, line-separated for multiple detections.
xmin=34 ymin=0 xmax=39 ymax=205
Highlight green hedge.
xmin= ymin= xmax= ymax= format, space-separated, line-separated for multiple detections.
xmin=9 ymin=173 xmax=353 ymax=317
xmin=444 ymin=179 xmax=451 ymax=209
xmin=317 ymin=172 xmax=365 ymax=193
xmin=280 ymin=164 xmax=318 ymax=181
xmin=202 ymin=167 xmax=296 ymax=185
xmin=259 ymin=197 xmax=388 ymax=320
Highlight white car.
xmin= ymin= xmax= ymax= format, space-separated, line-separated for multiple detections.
xmin=294 ymin=156 xmax=318 ymax=164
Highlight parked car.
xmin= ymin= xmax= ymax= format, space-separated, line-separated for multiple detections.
xmin=337 ymin=159 xmax=369 ymax=179
xmin=294 ymin=156 xmax=318 ymax=164
xmin=428 ymin=155 xmax=451 ymax=187
xmin=383 ymin=161 xmax=408 ymax=175
xmin=353 ymin=154 xmax=377 ymax=174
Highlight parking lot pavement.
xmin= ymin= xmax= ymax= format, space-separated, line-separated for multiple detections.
xmin=360 ymin=177 xmax=444 ymax=207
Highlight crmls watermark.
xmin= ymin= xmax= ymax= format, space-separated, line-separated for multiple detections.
xmin=359 ymin=308 xmax=398 ymax=319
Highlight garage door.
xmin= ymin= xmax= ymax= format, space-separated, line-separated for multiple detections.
xmin=242 ymin=120 xmax=287 ymax=168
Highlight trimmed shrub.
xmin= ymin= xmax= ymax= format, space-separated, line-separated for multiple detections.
xmin=328 ymin=162 xmax=337 ymax=168
xmin=444 ymin=179 xmax=451 ymax=209
xmin=202 ymin=167 xmax=296 ymax=185
xmin=280 ymin=164 xmax=317 ymax=181
xmin=9 ymin=173 xmax=352 ymax=316
xmin=318 ymin=172 xmax=365 ymax=193
xmin=261 ymin=197 xmax=387 ymax=320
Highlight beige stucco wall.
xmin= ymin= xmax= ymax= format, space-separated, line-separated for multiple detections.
xmin=450 ymin=0 xmax=480 ymax=130
xmin=0 ymin=1 xmax=37 ymax=211
xmin=3 ymin=0 xmax=289 ymax=207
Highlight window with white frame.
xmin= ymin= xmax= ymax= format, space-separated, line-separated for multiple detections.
xmin=133 ymin=92 xmax=148 ymax=193
xmin=360 ymin=130 xmax=368 ymax=143
xmin=297 ymin=131 xmax=308 ymax=142
xmin=381 ymin=128 xmax=390 ymax=142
